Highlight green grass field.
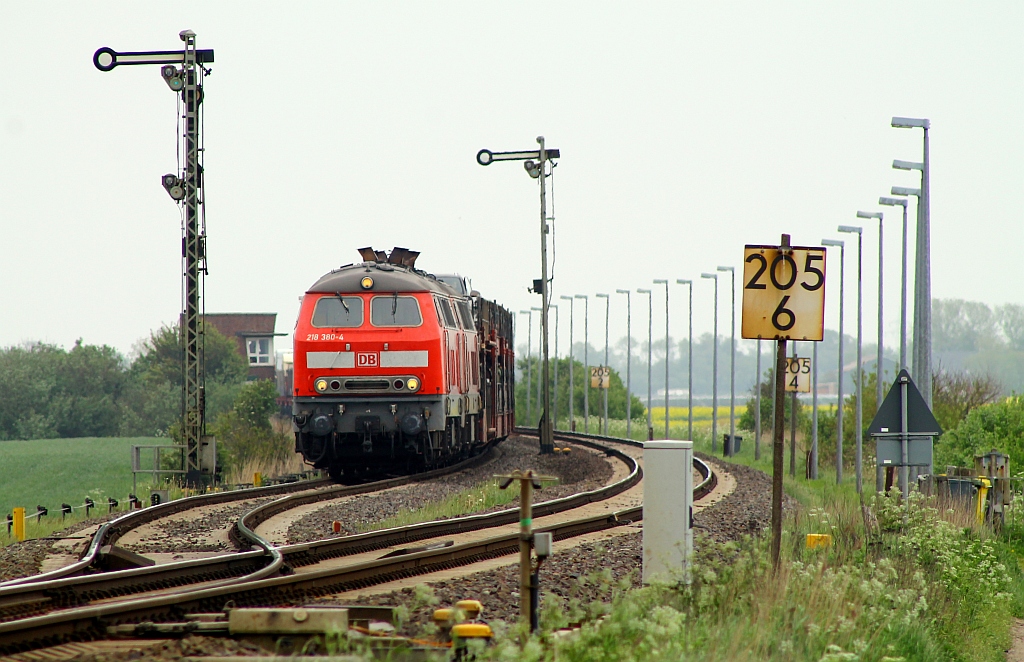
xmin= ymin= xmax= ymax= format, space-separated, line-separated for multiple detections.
xmin=0 ymin=437 xmax=160 ymax=518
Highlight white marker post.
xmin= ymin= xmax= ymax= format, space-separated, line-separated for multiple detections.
xmin=642 ymin=440 xmax=693 ymax=584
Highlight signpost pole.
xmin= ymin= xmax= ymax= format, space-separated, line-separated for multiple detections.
xmin=742 ymin=232 xmax=825 ymax=570
xmin=770 ymin=233 xmax=792 ymax=571
xmin=772 ymin=336 xmax=787 ymax=571
xmin=900 ymin=374 xmax=909 ymax=504
xmin=790 ymin=362 xmax=797 ymax=478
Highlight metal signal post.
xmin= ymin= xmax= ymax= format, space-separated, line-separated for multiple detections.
xmin=95 ymin=31 xmax=214 ymax=482
xmin=477 ymin=139 xmax=560 ymax=453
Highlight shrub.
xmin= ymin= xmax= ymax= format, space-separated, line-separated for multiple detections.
xmin=212 ymin=380 xmax=292 ymax=473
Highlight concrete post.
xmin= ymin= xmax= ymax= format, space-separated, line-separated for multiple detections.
xmin=642 ymin=440 xmax=693 ymax=584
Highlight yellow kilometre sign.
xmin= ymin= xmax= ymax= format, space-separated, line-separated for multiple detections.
xmin=741 ymin=244 xmax=826 ymax=341
xmin=590 ymin=366 xmax=610 ymax=389
xmin=784 ymin=357 xmax=811 ymax=393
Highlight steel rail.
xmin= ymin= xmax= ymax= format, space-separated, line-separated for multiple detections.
xmin=0 ymin=445 xmax=501 ymax=614
xmin=2 ymin=442 xmax=504 ymax=591
xmin=0 ymin=433 xmax=640 ymax=618
xmin=0 ymin=432 xmax=713 ymax=654
xmin=0 ymin=476 xmax=329 ymax=589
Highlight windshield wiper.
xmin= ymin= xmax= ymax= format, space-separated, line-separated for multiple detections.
xmin=336 ymin=293 xmax=349 ymax=313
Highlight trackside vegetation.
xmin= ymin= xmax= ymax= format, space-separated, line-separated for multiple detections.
xmin=450 ymin=492 xmax=1024 ymax=662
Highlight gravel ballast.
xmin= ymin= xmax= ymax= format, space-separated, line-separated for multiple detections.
xmin=320 ymin=453 xmax=792 ymax=632
xmin=0 ymin=513 xmax=121 ymax=583
xmin=285 ymin=435 xmax=614 ymax=544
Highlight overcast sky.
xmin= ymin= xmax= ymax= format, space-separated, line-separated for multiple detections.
xmin=2 ymin=3 xmax=1021 ymax=361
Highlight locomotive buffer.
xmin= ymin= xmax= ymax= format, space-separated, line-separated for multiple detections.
xmin=94 ymin=32 xmax=216 ymax=483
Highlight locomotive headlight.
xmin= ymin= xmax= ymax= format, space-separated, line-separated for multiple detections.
xmin=406 ymin=377 xmax=420 ymax=392
xmin=314 ymin=378 xmax=328 ymax=393
xmin=360 ymin=276 xmax=373 ymax=289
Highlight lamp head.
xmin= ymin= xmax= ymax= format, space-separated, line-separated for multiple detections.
xmin=653 ymin=279 xmax=668 ymax=284
xmin=820 ymin=239 xmax=844 ymax=248
xmin=891 ymin=186 xmax=921 ymax=197
xmin=596 ymin=293 xmax=609 ymax=299
xmin=891 ymin=116 xmax=930 ymax=129
xmin=676 ymin=279 xmax=691 ymax=285
xmin=838 ymin=225 xmax=863 ymax=235
xmin=856 ymin=211 xmax=882 ymax=220
xmin=532 ymin=306 xmax=543 ymax=311
xmin=574 ymin=294 xmax=587 ymax=300
xmin=637 ymin=288 xmax=651 ymax=293
xmin=616 ymin=289 xmax=630 ymax=294
xmin=893 ymin=159 xmax=924 ymax=171
xmin=716 ymin=266 xmax=733 ymax=273
xmin=700 ymin=273 xmax=717 ymax=280
xmin=520 ymin=310 xmax=531 ymax=315
xmin=560 ymin=295 xmax=573 ymax=301
xmin=879 ymin=196 xmax=907 ymax=208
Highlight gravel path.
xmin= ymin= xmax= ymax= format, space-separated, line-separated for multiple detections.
xmin=319 ymin=453 xmax=793 ymax=633
xmin=284 ymin=435 xmax=614 ymax=544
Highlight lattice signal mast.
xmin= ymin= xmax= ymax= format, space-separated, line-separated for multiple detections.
xmin=94 ymin=31 xmax=215 ymax=482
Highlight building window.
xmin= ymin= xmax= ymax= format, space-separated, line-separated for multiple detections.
xmin=247 ymin=337 xmax=273 ymax=365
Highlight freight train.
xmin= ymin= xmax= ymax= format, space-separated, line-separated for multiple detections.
xmin=291 ymin=247 xmax=516 ymax=480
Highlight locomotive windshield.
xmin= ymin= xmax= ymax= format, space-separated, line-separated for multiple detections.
xmin=371 ymin=295 xmax=423 ymax=326
xmin=312 ymin=296 xmax=364 ymax=327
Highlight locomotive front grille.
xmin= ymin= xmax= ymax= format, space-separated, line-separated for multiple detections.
xmin=344 ymin=379 xmax=392 ymax=391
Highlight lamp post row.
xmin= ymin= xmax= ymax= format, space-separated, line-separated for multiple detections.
xmin=504 ymin=117 xmax=931 ymax=479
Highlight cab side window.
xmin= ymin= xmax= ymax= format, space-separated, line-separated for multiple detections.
xmin=434 ymin=297 xmax=457 ymax=328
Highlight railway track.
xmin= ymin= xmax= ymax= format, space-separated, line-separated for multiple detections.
xmin=1 ymin=442 xmax=510 ymax=592
xmin=0 ymin=430 xmax=713 ymax=655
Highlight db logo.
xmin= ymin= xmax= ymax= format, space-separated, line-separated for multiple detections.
xmin=356 ymin=352 xmax=379 ymax=368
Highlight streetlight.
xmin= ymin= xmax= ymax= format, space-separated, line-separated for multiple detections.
xmin=856 ymin=211 xmax=885 ymax=410
xmin=888 ymin=186 xmax=921 ymax=373
xmin=532 ymin=306 xmax=544 ymax=426
xmin=676 ymin=279 xmax=693 ymax=442
xmin=596 ymin=293 xmax=611 ymax=435
xmin=717 ymin=266 xmax=736 ymax=452
xmin=859 ymin=209 xmax=885 ymax=493
xmin=616 ymin=289 xmax=633 ymax=439
xmin=575 ymin=294 xmax=590 ymax=433
xmin=637 ymin=288 xmax=653 ymax=440
xmin=551 ymin=303 xmax=559 ymax=430
xmin=701 ymin=273 xmax=719 ymax=453
xmin=560 ymin=295 xmax=575 ymax=430
xmin=811 ymin=322 xmax=818 ymax=479
xmin=821 ymin=239 xmax=845 ymax=484
xmin=892 ymin=116 xmax=932 ymax=407
xmin=654 ymin=279 xmax=670 ymax=439
xmin=519 ymin=309 xmax=532 ymax=424
xmin=755 ymin=338 xmax=763 ymax=461
xmin=839 ymin=224 xmax=864 ymax=494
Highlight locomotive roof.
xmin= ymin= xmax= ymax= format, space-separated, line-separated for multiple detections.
xmin=307 ymin=262 xmax=461 ymax=296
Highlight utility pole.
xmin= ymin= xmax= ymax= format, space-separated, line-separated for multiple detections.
xmin=94 ymin=31 xmax=215 ymax=484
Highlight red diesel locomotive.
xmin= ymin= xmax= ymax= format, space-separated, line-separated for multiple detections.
xmin=292 ymin=247 xmax=516 ymax=479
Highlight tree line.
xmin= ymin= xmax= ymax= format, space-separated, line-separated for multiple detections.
xmin=0 ymin=324 xmax=295 ymax=476
xmin=0 ymin=324 xmax=248 ymax=441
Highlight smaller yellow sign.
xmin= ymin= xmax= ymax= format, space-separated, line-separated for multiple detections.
xmin=784 ymin=357 xmax=811 ymax=393
xmin=590 ymin=366 xmax=610 ymax=389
